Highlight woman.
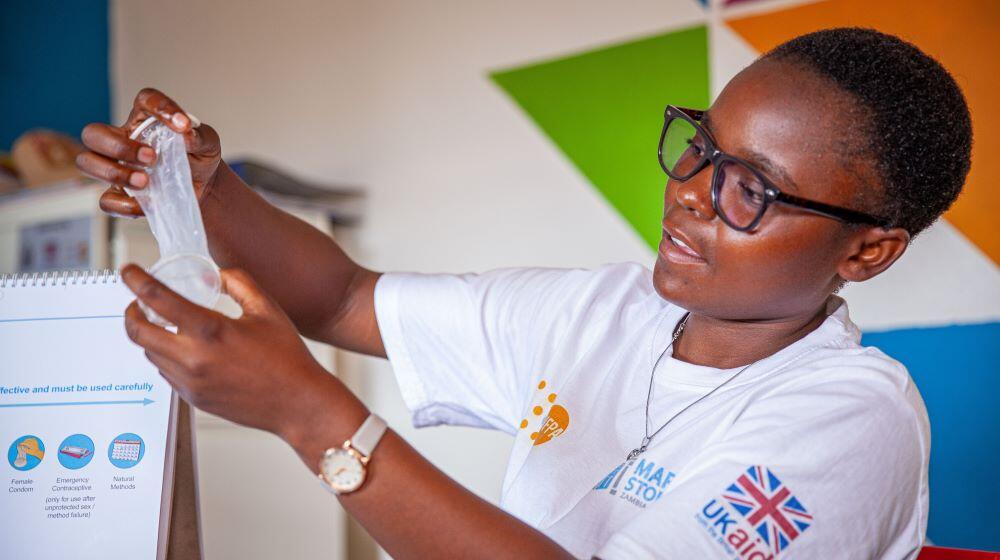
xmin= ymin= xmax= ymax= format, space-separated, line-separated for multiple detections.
xmin=76 ymin=28 xmax=971 ymax=559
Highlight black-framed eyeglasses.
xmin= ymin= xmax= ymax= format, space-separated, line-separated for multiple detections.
xmin=657 ymin=105 xmax=890 ymax=232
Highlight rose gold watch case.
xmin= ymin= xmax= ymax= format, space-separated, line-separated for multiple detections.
xmin=318 ymin=441 xmax=370 ymax=494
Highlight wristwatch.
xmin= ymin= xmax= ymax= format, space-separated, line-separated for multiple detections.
xmin=318 ymin=414 xmax=388 ymax=494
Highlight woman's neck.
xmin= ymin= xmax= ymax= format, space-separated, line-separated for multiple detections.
xmin=672 ymin=302 xmax=832 ymax=369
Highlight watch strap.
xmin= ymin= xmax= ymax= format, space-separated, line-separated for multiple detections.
xmin=351 ymin=414 xmax=387 ymax=457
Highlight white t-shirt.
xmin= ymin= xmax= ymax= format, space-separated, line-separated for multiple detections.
xmin=373 ymin=263 xmax=930 ymax=559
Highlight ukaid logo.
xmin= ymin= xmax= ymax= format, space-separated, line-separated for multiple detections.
xmin=695 ymin=466 xmax=812 ymax=559
xmin=593 ymin=458 xmax=676 ymax=509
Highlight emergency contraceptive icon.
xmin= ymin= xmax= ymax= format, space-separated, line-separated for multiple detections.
xmin=57 ymin=434 xmax=96 ymax=470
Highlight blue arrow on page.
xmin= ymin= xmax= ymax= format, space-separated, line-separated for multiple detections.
xmin=0 ymin=398 xmax=154 ymax=408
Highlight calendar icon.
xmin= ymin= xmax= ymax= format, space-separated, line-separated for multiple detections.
xmin=111 ymin=439 xmax=141 ymax=461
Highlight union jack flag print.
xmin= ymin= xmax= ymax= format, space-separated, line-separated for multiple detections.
xmin=723 ymin=466 xmax=812 ymax=554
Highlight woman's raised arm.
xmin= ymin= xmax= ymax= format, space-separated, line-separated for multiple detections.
xmin=77 ymin=88 xmax=386 ymax=357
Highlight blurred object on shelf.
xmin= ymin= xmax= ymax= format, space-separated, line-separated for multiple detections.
xmin=230 ymin=159 xmax=362 ymax=225
xmin=11 ymin=129 xmax=85 ymax=188
xmin=0 ymin=180 xmax=108 ymax=275
xmin=0 ymin=152 xmax=21 ymax=193
xmin=18 ymin=216 xmax=92 ymax=273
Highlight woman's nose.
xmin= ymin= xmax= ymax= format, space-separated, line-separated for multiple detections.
xmin=673 ymin=167 xmax=716 ymax=221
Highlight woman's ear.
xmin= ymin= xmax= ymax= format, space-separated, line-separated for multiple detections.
xmin=838 ymin=226 xmax=910 ymax=282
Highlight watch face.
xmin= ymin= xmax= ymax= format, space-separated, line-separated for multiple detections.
xmin=320 ymin=448 xmax=365 ymax=493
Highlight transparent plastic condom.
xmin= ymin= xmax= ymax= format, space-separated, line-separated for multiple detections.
xmin=125 ymin=116 xmax=221 ymax=326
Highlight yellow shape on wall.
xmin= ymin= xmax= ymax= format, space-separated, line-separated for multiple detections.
xmin=726 ymin=0 xmax=1000 ymax=263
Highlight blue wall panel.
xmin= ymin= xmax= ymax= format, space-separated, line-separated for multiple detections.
xmin=863 ymin=322 xmax=1000 ymax=551
xmin=0 ymin=0 xmax=110 ymax=151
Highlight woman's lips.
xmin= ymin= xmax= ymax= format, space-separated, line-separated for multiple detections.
xmin=659 ymin=229 xmax=707 ymax=264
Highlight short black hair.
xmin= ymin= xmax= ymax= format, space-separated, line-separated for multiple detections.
xmin=763 ymin=27 xmax=972 ymax=236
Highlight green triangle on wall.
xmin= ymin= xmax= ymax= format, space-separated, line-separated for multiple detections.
xmin=491 ymin=25 xmax=711 ymax=250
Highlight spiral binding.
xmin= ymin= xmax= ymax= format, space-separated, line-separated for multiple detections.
xmin=0 ymin=269 xmax=120 ymax=288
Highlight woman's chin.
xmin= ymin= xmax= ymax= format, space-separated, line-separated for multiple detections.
xmin=651 ymin=260 xmax=693 ymax=309
xmin=652 ymin=258 xmax=721 ymax=317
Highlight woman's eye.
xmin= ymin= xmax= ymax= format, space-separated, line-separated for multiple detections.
xmin=686 ymin=139 xmax=705 ymax=157
xmin=740 ymin=182 xmax=764 ymax=203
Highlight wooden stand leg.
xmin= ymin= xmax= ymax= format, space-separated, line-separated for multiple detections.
xmin=166 ymin=399 xmax=202 ymax=560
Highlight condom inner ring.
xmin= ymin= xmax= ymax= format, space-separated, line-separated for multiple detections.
xmin=141 ymin=254 xmax=221 ymax=326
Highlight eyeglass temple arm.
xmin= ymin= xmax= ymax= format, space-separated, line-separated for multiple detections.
xmin=774 ymin=192 xmax=889 ymax=227
xmin=666 ymin=105 xmax=889 ymax=228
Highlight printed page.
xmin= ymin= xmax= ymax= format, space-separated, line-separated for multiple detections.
xmin=0 ymin=274 xmax=175 ymax=559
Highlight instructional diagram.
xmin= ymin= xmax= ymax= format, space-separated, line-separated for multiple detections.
xmin=7 ymin=432 xmax=147 ymax=471
xmin=1 ymin=278 xmax=175 ymax=558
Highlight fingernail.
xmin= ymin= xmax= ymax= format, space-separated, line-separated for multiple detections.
xmin=129 ymin=172 xmax=147 ymax=188
xmin=186 ymin=112 xmax=201 ymax=128
xmin=138 ymin=147 xmax=155 ymax=164
xmin=171 ymin=112 xmax=190 ymax=129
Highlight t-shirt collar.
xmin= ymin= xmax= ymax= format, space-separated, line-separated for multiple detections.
xmin=651 ymin=296 xmax=859 ymax=388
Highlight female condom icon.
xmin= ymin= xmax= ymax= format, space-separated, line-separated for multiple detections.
xmin=125 ymin=116 xmax=221 ymax=326
xmin=8 ymin=435 xmax=45 ymax=471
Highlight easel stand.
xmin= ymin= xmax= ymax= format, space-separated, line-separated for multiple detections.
xmin=166 ymin=399 xmax=202 ymax=560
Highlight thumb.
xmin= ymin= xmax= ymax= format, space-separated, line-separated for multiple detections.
xmin=184 ymin=122 xmax=221 ymax=159
xmin=220 ymin=269 xmax=273 ymax=316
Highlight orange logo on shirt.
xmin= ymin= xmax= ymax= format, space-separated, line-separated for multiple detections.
xmin=518 ymin=379 xmax=570 ymax=446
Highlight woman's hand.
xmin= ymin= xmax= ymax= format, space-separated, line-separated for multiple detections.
xmin=76 ymin=88 xmax=223 ymax=218
xmin=119 ymin=264 xmax=338 ymax=440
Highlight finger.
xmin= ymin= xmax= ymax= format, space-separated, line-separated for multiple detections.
xmin=220 ymin=268 xmax=274 ymax=316
xmin=123 ymin=300 xmax=183 ymax=357
xmin=99 ymin=185 xmax=144 ymax=218
xmin=142 ymin=349 xmax=199 ymax=404
xmin=76 ymin=151 xmax=148 ymax=189
xmin=142 ymin=348 xmax=186 ymax=384
xmin=132 ymin=88 xmax=192 ymax=133
xmin=183 ymin=122 xmax=220 ymax=158
xmin=120 ymin=264 xmax=222 ymax=335
xmin=80 ymin=122 xmax=155 ymax=166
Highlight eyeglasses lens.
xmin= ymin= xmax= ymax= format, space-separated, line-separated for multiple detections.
xmin=662 ymin=116 xmax=770 ymax=230
xmin=715 ymin=159 xmax=767 ymax=229
xmin=661 ymin=118 xmax=703 ymax=178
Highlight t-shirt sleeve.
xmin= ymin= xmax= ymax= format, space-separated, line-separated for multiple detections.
xmin=374 ymin=263 xmax=653 ymax=433
xmin=596 ymin=367 xmax=928 ymax=560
